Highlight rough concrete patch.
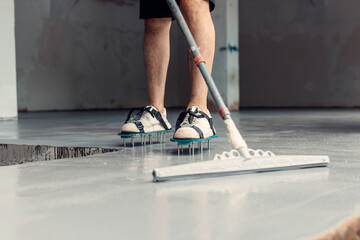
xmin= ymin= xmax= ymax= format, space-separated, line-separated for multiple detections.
xmin=0 ymin=143 xmax=118 ymax=166
xmin=314 ymin=213 xmax=360 ymax=240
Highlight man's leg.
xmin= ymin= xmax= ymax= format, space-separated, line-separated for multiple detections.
xmin=144 ymin=18 xmax=172 ymax=114
xmin=172 ymin=0 xmax=217 ymax=140
xmin=180 ymin=0 xmax=215 ymax=112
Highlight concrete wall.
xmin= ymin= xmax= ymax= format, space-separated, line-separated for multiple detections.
xmin=15 ymin=0 xmax=360 ymax=110
xmin=15 ymin=0 xmax=190 ymax=111
xmin=0 ymin=0 xmax=18 ymax=119
xmin=239 ymin=0 xmax=360 ymax=107
xmin=15 ymin=0 xmax=240 ymax=111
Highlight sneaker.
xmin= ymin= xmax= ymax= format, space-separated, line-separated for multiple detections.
xmin=121 ymin=105 xmax=172 ymax=134
xmin=173 ymin=106 xmax=216 ymax=139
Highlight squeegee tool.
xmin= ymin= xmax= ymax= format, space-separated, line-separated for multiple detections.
xmin=153 ymin=150 xmax=329 ymax=182
xmin=154 ymin=0 xmax=330 ymax=182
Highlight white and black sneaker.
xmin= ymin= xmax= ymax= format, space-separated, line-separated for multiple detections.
xmin=121 ymin=105 xmax=172 ymax=134
xmin=173 ymin=106 xmax=216 ymax=140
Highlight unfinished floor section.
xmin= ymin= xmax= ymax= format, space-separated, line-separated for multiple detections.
xmin=1 ymin=109 xmax=360 ymax=240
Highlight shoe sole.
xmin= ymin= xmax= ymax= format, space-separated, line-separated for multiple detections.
xmin=170 ymin=134 xmax=218 ymax=145
xmin=118 ymin=129 xmax=173 ymax=139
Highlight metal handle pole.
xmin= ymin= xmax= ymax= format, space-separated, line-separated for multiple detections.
xmin=166 ymin=0 xmax=249 ymax=153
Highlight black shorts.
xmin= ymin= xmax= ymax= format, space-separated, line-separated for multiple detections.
xmin=140 ymin=0 xmax=216 ymax=19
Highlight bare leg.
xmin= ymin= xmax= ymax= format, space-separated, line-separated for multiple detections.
xmin=144 ymin=18 xmax=172 ymax=113
xmin=180 ymin=0 xmax=215 ymax=112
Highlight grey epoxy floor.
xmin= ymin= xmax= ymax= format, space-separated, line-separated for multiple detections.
xmin=1 ymin=109 xmax=360 ymax=240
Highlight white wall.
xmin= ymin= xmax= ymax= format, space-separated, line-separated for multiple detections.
xmin=212 ymin=0 xmax=240 ymax=110
xmin=0 ymin=0 xmax=18 ymax=119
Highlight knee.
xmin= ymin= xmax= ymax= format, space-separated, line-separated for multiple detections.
xmin=145 ymin=18 xmax=172 ymax=33
xmin=180 ymin=0 xmax=210 ymax=20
